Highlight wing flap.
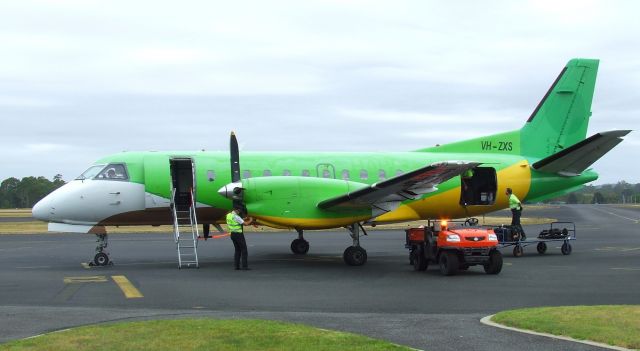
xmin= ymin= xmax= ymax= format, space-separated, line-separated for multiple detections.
xmin=318 ymin=161 xmax=479 ymax=216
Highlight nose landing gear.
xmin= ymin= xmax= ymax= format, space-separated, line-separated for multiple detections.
xmin=89 ymin=233 xmax=113 ymax=267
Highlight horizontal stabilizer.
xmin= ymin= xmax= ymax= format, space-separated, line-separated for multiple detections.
xmin=531 ymin=130 xmax=631 ymax=176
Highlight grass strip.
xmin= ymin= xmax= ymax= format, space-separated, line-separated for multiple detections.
xmin=492 ymin=305 xmax=640 ymax=349
xmin=0 ymin=319 xmax=412 ymax=351
xmin=0 ymin=209 xmax=33 ymax=218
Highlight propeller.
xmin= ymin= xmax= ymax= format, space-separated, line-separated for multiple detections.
xmin=218 ymin=132 xmax=247 ymax=216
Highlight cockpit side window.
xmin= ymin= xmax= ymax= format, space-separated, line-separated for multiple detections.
xmin=96 ymin=163 xmax=129 ymax=181
xmin=76 ymin=165 xmax=105 ymax=180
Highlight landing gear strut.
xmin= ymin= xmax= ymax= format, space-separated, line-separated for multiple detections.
xmin=89 ymin=233 xmax=112 ymax=266
xmin=343 ymin=224 xmax=367 ymax=266
xmin=290 ymin=229 xmax=310 ymax=254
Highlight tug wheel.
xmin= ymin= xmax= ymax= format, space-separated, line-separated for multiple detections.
xmin=483 ymin=250 xmax=503 ymax=274
xmin=438 ymin=251 xmax=459 ymax=276
xmin=412 ymin=248 xmax=428 ymax=271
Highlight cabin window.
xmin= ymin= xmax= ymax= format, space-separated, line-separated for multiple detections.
xmin=263 ymin=170 xmax=272 ymax=177
xmin=283 ymin=169 xmax=291 ymax=176
xmin=242 ymin=170 xmax=251 ymax=179
xmin=76 ymin=165 xmax=105 ymax=180
xmin=207 ymin=170 xmax=215 ymax=182
xmin=301 ymin=169 xmax=310 ymax=177
xmin=322 ymin=169 xmax=331 ymax=178
xmin=360 ymin=169 xmax=368 ymax=180
xmin=96 ymin=163 xmax=128 ymax=181
xmin=378 ymin=169 xmax=386 ymax=180
xmin=341 ymin=169 xmax=350 ymax=180
xmin=396 ymin=170 xmax=404 ymax=176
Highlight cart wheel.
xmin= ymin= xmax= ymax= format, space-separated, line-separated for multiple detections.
xmin=513 ymin=245 xmax=523 ymax=257
xmin=561 ymin=242 xmax=572 ymax=255
xmin=413 ymin=249 xmax=428 ymax=271
xmin=537 ymin=242 xmax=547 ymax=254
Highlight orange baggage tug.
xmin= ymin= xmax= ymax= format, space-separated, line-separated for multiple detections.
xmin=406 ymin=220 xmax=503 ymax=276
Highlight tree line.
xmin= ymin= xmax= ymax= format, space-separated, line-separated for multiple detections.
xmin=0 ymin=175 xmax=66 ymax=208
xmin=546 ymin=181 xmax=640 ymax=204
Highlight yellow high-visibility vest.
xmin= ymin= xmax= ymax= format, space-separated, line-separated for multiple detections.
xmin=226 ymin=212 xmax=242 ymax=233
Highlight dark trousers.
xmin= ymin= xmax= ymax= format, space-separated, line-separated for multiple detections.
xmin=230 ymin=232 xmax=248 ymax=269
xmin=511 ymin=208 xmax=525 ymax=237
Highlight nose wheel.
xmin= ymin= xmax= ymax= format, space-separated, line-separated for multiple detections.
xmin=89 ymin=233 xmax=113 ymax=267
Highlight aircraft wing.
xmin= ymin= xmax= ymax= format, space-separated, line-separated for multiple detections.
xmin=318 ymin=161 xmax=479 ymax=218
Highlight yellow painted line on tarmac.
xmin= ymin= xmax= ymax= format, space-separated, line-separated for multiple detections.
xmin=111 ymin=275 xmax=143 ymax=298
xmin=64 ymin=276 xmax=108 ymax=284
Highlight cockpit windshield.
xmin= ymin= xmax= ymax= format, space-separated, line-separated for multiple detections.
xmin=75 ymin=163 xmax=129 ymax=181
xmin=76 ymin=165 xmax=105 ymax=180
xmin=96 ymin=164 xmax=129 ymax=180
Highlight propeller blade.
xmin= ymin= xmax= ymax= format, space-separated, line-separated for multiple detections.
xmin=230 ymin=131 xmax=241 ymax=183
xmin=229 ymin=131 xmax=246 ymax=214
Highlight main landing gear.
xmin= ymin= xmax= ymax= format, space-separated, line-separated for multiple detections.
xmin=291 ymin=229 xmax=310 ymax=255
xmin=89 ymin=233 xmax=113 ymax=267
xmin=343 ymin=223 xmax=367 ymax=266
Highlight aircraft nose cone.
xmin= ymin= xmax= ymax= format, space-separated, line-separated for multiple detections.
xmin=32 ymin=197 xmax=52 ymax=221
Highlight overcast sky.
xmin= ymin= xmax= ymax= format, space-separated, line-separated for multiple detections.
xmin=1 ymin=0 xmax=638 ymax=184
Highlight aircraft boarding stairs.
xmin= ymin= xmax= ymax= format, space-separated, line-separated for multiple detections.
xmin=170 ymin=188 xmax=200 ymax=268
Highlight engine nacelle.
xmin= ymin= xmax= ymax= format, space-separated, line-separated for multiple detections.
xmin=240 ymin=176 xmax=371 ymax=229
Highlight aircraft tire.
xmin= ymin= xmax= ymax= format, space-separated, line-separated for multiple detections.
xmin=438 ymin=251 xmax=459 ymax=276
xmin=343 ymin=246 xmax=367 ymax=266
xmin=94 ymin=252 xmax=109 ymax=266
xmin=483 ymin=250 xmax=503 ymax=274
xmin=290 ymin=239 xmax=309 ymax=255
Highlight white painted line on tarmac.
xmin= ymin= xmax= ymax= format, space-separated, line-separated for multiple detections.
xmin=611 ymin=267 xmax=640 ymax=271
xmin=590 ymin=206 xmax=639 ymax=223
xmin=480 ymin=315 xmax=635 ymax=351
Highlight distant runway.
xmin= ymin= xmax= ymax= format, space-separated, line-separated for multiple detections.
xmin=0 ymin=205 xmax=638 ymax=351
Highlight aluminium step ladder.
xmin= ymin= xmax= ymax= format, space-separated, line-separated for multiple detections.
xmin=170 ymin=188 xmax=200 ymax=268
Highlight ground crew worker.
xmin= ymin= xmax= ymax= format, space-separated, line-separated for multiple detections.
xmin=505 ymin=188 xmax=525 ymax=239
xmin=226 ymin=208 xmax=253 ymax=270
xmin=461 ymin=168 xmax=474 ymax=205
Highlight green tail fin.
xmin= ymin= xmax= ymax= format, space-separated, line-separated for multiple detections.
xmin=416 ymin=59 xmax=599 ymax=158
xmin=520 ymin=58 xmax=599 ymax=157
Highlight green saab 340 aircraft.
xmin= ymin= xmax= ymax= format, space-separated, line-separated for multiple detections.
xmin=33 ymin=58 xmax=630 ymax=267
